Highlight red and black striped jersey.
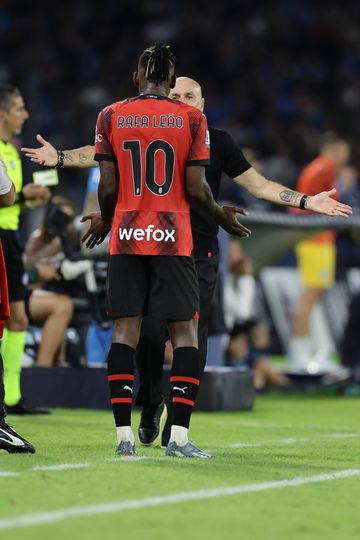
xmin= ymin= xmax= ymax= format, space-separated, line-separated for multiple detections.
xmin=94 ymin=94 xmax=210 ymax=256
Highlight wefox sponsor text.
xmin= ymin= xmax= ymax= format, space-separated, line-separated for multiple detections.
xmin=118 ymin=224 xmax=176 ymax=242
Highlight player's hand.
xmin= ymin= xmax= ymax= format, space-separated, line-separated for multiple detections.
xmin=21 ymin=134 xmax=58 ymax=167
xmin=81 ymin=212 xmax=111 ymax=248
xmin=306 ymin=189 xmax=352 ymax=217
xmin=22 ymin=184 xmax=50 ymax=205
xmin=218 ymin=206 xmax=251 ymax=237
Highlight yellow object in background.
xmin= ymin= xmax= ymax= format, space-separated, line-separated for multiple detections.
xmin=296 ymin=239 xmax=336 ymax=289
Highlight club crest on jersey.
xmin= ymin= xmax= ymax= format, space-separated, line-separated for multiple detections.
xmin=118 ymin=224 xmax=176 ymax=243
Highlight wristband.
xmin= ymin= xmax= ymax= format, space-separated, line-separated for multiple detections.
xmin=55 ymin=150 xmax=65 ymax=169
xmin=299 ymin=195 xmax=309 ymax=210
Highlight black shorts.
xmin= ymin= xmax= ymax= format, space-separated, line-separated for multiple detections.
xmin=0 ymin=229 xmax=28 ymax=303
xmin=107 ymin=254 xmax=199 ymax=321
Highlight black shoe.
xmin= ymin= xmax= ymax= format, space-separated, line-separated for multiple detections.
xmin=0 ymin=422 xmax=36 ymax=454
xmin=5 ymin=400 xmax=50 ymax=415
xmin=138 ymin=401 xmax=167 ymax=446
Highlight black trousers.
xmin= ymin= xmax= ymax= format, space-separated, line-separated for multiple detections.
xmin=135 ymin=255 xmax=219 ymax=424
xmin=0 ymin=353 xmax=5 ymax=419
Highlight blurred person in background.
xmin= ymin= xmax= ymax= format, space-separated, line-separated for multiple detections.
xmin=337 ymin=165 xmax=360 ymax=211
xmin=0 ymin=155 xmax=35 ymax=453
xmin=224 ymin=237 xmax=290 ymax=389
xmin=23 ymin=76 xmax=352 ymax=446
xmin=0 ymin=84 xmax=50 ymax=415
xmin=336 ymin=165 xmax=360 ymax=277
xmin=224 ymin=237 xmax=257 ymax=329
xmin=226 ymin=321 xmax=290 ymax=390
xmin=81 ymin=167 xmax=113 ymax=367
xmin=23 ymin=196 xmax=75 ymax=367
xmin=289 ymin=133 xmax=351 ymax=374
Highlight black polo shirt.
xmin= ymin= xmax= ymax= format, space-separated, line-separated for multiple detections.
xmin=190 ymin=127 xmax=251 ymax=258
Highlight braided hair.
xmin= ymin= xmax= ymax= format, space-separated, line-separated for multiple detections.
xmin=139 ymin=43 xmax=176 ymax=85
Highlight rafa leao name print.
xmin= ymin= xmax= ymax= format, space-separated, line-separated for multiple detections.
xmin=117 ymin=114 xmax=184 ymax=129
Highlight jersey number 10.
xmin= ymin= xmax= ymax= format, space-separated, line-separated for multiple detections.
xmin=123 ymin=140 xmax=175 ymax=196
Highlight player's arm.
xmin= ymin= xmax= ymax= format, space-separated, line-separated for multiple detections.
xmin=81 ymin=106 xmax=118 ymax=247
xmin=185 ymin=114 xmax=249 ymax=237
xmin=22 ymin=134 xmax=97 ymax=168
xmin=186 ymin=166 xmax=251 ymax=237
xmin=234 ymin=167 xmax=352 ymax=216
xmin=0 ymin=155 xmax=16 ymax=206
xmin=81 ymin=161 xmax=118 ymax=248
xmin=98 ymin=161 xmax=118 ymax=225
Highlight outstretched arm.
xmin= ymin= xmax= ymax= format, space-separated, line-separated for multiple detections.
xmin=234 ymin=167 xmax=352 ymax=217
xmin=186 ymin=166 xmax=251 ymax=237
xmin=22 ymin=134 xmax=97 ymax=168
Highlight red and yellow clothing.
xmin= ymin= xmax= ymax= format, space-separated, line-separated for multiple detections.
xmin=294 ymin=155 xmax=337 ymax=243
xmin=94 ymin=94 xmax=210 ymax=257
xmin=294 ymin=155 xmax=337 ymax=289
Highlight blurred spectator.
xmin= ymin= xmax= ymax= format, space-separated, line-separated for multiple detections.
xmin=336 ymin=165 xmax=360 ymax=277
xmin=81 ymin=167 xmax=112 ymax=366
xmin=337 ymin=165 xmax=360 ymax=211
xmin=224 ymin=237 xmax=258 ymax=329
xmin=23 ymin=196 xmax=76 ymax=366
xmin=226 ymin=322 xmax=290 ymax=390
xmin=25 ymin=196 xmax=78 ymax=265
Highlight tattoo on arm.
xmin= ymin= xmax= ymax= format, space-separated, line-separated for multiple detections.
xmin=279 ymin=190 xmax=302 ymax=207
xmin=79 ymin=153 xmax=89 ymax=165
xmin=63 ymin=153 xmax=74 ymax=164
xmin=63 ymin=146 xmax=96 ymax=168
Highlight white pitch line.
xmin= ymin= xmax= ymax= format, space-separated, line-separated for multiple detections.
xmin=219 ymin=437 xmax=310 ymax=449
xmin=32 ymin=463 xmax=90 ymax=472
xmin=105 ymin=456 xmax=150 ymax=463
xmin=217 ymin=432 xmax=360 ymax=449
xmin=105 ymin=456 xmax=197 ymax=464
xmin=328 ymin=433 xmax=360 ymax=439
xmin=0 ymin=469 xmax=358 ymax=531
xmin=0 ymin=471 xmax=18 ymax=477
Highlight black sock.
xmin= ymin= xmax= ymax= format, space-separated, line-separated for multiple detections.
xmin=107 ymin=343 xmax=135 ymax=427
xmin=170 ymin=347 xmax=200 ymax=429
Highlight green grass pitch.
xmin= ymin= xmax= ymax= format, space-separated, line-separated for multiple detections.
xmin=0 ymin=394 xmax=359 ymax=540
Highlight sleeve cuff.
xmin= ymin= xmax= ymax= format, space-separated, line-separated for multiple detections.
xmin=94 ymin=153 xmax=117 ymax=162
xmin=186 ymin=159 xmax=211 ymax=167
xmin=229 ymin=163 xmax=251 ymax=178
